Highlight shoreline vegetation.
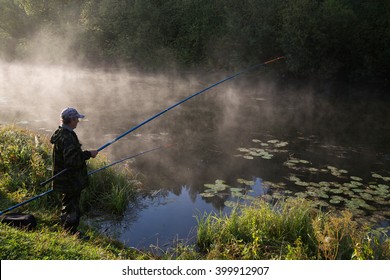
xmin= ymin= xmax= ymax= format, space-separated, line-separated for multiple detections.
xmin=0 ymin=125 xmax=389 ymax=260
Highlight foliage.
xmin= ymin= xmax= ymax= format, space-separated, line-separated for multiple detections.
xmin=0 ymin=0 xmax=389 ymax=82
xmin=83 ymin=160 xmax=140 ymax=214
xmin=0 ymin=125 xmax=52 ymax=198
xmin=196 ymin=198 xmax=390 ymax=260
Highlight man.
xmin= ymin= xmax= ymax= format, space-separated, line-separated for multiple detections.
xmin=50 ymin=107 xmax=98 ymax=239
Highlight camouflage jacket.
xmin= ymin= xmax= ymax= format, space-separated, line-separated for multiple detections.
xmin=50 ymin=126 xmax=92 ymax=193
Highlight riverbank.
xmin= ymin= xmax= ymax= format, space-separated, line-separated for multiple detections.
xmin=1 ymin=125 xmax=389 ymax=259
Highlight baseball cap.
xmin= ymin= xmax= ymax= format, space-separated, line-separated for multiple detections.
xmin=61 ymin=107 xmax=85 ymax=119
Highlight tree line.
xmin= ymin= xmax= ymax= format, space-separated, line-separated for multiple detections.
xmin=1 ymin=0 xmax=389 ymax=83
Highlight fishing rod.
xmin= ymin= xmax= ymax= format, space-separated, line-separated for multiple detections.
xmin=0 ymin=145 xmax=169 ymax=216
xmin=97 ymin=56 xmax=285 ymax=151
xmin=33 ymin=57 xmax=284 ymax=186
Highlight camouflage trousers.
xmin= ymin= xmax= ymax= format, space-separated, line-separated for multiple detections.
xmin=60 ymin=191 xmax=81 ymax=234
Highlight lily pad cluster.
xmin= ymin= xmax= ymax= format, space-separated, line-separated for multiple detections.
xmin=230 ymin=135 xmax=389 ymax=224
xmin=237 ymin=139 xmax=288 ymax=160
xmin=284 ymin=158 xmax=349 ymax=179
xmin=200 ymin=179 xmax=257 ymax=207
xmin=200 ymin=179 xmax=230 ymax=198
xmin=285 ymin=167 xmax=390 ymax=218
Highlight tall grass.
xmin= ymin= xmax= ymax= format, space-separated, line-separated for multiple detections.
xmin=83 ymin=160 xmax=140 ymax=214
xmin=196 ymin=198 xmax=390 ymax=260
xmin=0 ymin=125 xmax=53 ymax=212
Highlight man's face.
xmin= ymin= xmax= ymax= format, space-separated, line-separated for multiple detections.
xmin=69 ymin=117 xmax=79 ymax=129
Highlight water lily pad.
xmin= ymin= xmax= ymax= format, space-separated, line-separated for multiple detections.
xmin=267 ymin=139 xmax=279 ymax=144
xmin=359 ymin=192 xmax=374 ymax=201
xmin=275 ymin=141 xmax=288 ymax=148
xmin=288 ymin=175 xmax=301 ymax=182
xmin=295 ymin=192 xmax=308 ymax=198
xmin=237 ymin=179 xmax=254 ymax=186
xmin=249 ymin=150 xmax=264 ymax=156
xmin=242 ymin=195 xmax=256 ymax=201
xmin=318 ymin=191 xmax=329 ymax=199
xmin=351 ymin=176 xmax=363 ymax=181
xmin=261 ymin=154 xmax=274 ymax=160
xmin=330 ymin=170 xmax=343 ymax=178
xmin=243 ymin=155 xmax=254 ymax=160
xmin=200 ymin=192 xmax=216 ymax=198
xmin=203 ymin=188 xmax=218 ymax=193
xmin=330 ymin=196 xmax=344 ymax=204
xmin=327 ymin=166 xmax=338 ymax=170
xmin=348 ymin=198 xmax=376 ymax=211
xmin=350 ymin=180 xmax=363 ymax=186
xmin=252 ymin=139 xmax=262 ymax=143
xmin=295 ymin=181 xmax=310 ymax=187
xmin=204 ymin=180 xmax=229 ymax=192
xmin=306 ymin=191 xmax=318 ymax=197
xmin=224 ymin=200 xmax=239 ymax=208
xmin=329 ymin=188 xmax=344 ymax=194
xmin=230 ymin=187 xmax=244 ymax=192
xmin=231 ymin=192 xmax=244 ymax=198
xmin=343 ymin=183 xmax=355 ymax=188
xmin=372 ymin=173 xmax=383 ymax=179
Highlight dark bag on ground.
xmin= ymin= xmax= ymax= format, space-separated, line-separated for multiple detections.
xmin=0 ymin=213 xmax=37 ymax=230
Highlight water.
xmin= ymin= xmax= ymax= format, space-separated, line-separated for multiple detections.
xmin=1 ymin=63 xmax=389 ymax=249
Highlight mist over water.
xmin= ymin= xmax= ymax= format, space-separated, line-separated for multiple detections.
xmin=1 ymin=60 xmax=389 ymax=248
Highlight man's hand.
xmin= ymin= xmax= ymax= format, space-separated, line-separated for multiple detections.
xmin=89 ymin=150 xmax=99 ymax=158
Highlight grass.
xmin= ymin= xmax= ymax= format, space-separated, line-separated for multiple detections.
xmin=196 ymin=198 xmax=390 ymax=260
xmin=1 ymin=125 xmax=389 ymax=260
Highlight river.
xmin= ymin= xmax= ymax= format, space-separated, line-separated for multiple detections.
xmin=1 ymin=62 xmax=389 ymax=249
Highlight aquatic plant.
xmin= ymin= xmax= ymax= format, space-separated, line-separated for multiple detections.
xmin=237 ymin=138 xmax=289 ymax=160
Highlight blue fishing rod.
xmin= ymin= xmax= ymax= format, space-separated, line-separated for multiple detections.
xmin=97 ymin=56 xmax=285 ymax=151
xmin=0 ymin=145 xmax=169 ymax=215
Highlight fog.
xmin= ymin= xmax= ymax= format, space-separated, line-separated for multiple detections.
xmin=1 ymin=48 xmax=389 ymax=195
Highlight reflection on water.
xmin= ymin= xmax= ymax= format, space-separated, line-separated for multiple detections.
xmin=89 ymin=178 xmax=268 ymax=249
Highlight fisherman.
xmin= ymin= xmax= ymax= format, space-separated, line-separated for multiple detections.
xmin=50 ymin=107 xmax=98 ymax=240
